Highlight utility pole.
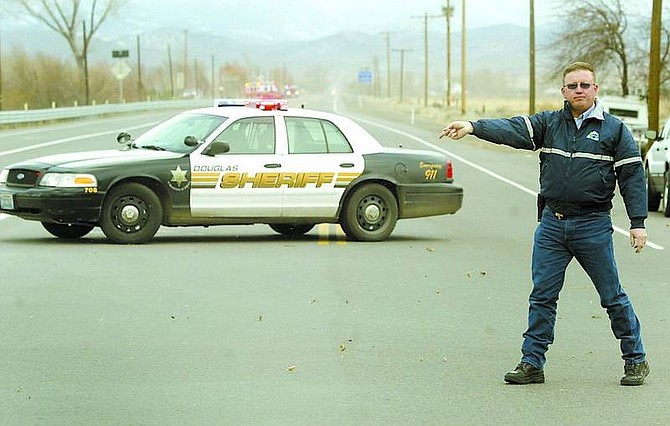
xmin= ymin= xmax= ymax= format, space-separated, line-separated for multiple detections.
xmin=529 ymin=0 xmax=536 ymax=115
xmin=442 ymin=0 xmax=455 ymax=107
xmin=460 ymin=0 xmax=467 ymax=115
xmin=211 ymin=55 xmax=215 ymax=99
xmin=373 ymin=56 xmax=381 ymax=97
xmin=646 ymin=0 xmax=663 ymax=154
xmin=380 ymin=32 xmax=391 ymax=97
xmin=183 ymin=29 xmax=188 ymax=94
xmin=168 ymin=44 xmax=175 ymax=99
xmin=412 ymin=12 xmax=442 ymax=107
xmin=82 ymin=20 xmax=90 ymax=106
xmin=137 ymin=35 xmax=143 ymax=101
xmin=392 ymin=48 xmax=412 ymax=103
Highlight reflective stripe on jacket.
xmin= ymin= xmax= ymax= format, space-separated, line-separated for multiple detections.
xmin=470 ymin=100 xmax=647 ymax=228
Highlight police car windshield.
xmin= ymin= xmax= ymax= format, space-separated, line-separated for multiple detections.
xmin=134 ymin=113 xmax=227 ymax=153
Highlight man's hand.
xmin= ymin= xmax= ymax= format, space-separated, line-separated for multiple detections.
xmin=439 ymin=121 xmax=474 ymax=140
xmin=630 ymin=228 xmax=647 ymax=254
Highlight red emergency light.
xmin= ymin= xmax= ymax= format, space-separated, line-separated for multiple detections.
xmin=253 ymin=99 xmax=288 ymax=111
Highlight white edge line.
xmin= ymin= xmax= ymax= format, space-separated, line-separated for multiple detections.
xmin=355 ymin=116 xmax=664 ymax=251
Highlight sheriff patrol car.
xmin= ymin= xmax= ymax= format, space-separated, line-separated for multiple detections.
xmin=0 ymin=100 xmax=463 ymax=243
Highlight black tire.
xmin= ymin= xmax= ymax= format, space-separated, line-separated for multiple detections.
xmin=662 ymin=171 xmax=670 ymax=218
xmin=646 ymin=167 xmax=662 ymax=212
xmin=269 ymin=223 xmax=315 ymax=236
xmin=340 ymin=183 xmax=398 ymax=242
xmin=41 ymin=222 xmax=94 ymax=239
xmin=99 ymin=183 xmax=163 ymax=244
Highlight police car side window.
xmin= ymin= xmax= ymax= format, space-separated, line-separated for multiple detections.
xmin=287 ymin=118 xmax=323 ymax=154
xmin=213 ymin=117 xmax=275 ymax=154
xmin=286 ymin=118 xmax=352 ymax=154
xmin=322 ymin=120 xmax=353 ymax=153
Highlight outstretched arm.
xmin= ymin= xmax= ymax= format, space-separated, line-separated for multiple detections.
xmin=439 ymin=121 xmax=474 ymax=140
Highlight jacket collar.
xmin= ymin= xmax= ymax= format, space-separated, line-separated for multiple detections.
xmin=562 ymin=98 xmax=605 ymax=121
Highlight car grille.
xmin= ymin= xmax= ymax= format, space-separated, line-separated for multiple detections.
xmin=6 ymin=169 xmax=41 ymax=187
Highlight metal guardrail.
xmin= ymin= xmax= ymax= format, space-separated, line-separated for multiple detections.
xmin=0 ymin=99 xmax=211 ymax=125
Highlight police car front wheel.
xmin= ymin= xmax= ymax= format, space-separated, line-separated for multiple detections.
xmin=100 ymin=183 xmax=163 ymax=244
xmin=340 ymin=183 xmax=398 ymax=242
xmin=42 ymin=222 xmax=94 ymax=239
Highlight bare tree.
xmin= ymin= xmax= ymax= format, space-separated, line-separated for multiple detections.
xmin=9 ymin=0 xmax=124 ymax=76
xmin=551 ymin=0 xmax=631 ymax=96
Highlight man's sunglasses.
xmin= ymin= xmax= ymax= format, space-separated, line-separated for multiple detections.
xmin=564 ymin=82 xmax=594 ymax=90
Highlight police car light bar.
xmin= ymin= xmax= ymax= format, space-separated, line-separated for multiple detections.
xmin=253 ymin=99 xmax=288 ymax=111
xmin=213 ymin=98 xmax=288 ymax=111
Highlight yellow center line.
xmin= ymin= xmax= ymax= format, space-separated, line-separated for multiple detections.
xmin=318 ymin=223 xmax=347 ymax=245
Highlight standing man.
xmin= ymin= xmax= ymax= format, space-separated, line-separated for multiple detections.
xmin=439 ymin=62 xmax=649 ymax=386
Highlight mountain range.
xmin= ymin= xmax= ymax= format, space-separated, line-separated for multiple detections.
xmin=2 ymin=22 xmax=556 ymax=95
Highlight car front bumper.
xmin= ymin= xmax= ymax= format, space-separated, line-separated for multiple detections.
xmin=0 ymin=185 xmax=104 ymax=224
xmin=396 ymin=183 xmax=463 ymax=219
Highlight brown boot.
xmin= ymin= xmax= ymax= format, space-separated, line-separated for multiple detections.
xmin=504 ymin=362 xmax=545 ymax=384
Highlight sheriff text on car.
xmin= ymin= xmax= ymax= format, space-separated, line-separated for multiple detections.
xmin=0 ymin=100 xmax=464 ymax=243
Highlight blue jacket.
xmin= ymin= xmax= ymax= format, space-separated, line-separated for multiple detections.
xmin=470 ymin=100 xmax=647 ymax=228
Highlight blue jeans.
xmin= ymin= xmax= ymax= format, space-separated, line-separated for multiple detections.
xmin=521 ymin=207 xmax=646 ymax=369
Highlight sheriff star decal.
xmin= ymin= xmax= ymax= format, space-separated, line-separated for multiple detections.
xmin=168 ymin=165 xmax=190 ymax=191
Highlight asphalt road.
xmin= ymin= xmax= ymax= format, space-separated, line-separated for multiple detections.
xmin=1 ymin=97 xmax=669 ymax=425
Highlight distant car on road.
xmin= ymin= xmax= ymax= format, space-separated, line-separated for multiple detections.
xmin=0 ymin=100 xmax=464 ymax=243
xmin=644 ymin=116 xmax=670 ymax=217
xmin=284 ymin=84 xmax=300 ymax=97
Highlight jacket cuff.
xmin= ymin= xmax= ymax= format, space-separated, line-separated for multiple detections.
xmin=470 ymin=120 xmax=480 ymax=136
xmin=630 ymin=218 xmax=645 ymax=229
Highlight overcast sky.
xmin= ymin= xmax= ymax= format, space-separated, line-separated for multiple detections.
xmin=3 ymin=0 xmax=653 ymax=42
xmin=123 ymin=0 xmax=560 ymax=41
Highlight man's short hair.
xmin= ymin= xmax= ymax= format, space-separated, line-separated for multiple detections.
xmin=562 ymin=62 xmax=596 ymax=83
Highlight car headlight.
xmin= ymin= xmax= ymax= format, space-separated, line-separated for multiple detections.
xmin=0 ymin=169 xmax=8 ymax=184
xmin=39 ymin=173 xmax=98 ymax=188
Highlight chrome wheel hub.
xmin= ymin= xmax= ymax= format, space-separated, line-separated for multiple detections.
xmin=364 ymin=204 xmax=381 ymax=223
xmin=120 ymin=204 xmax=140 ymax=225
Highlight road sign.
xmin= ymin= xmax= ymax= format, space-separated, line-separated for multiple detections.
xmin=358 ymin=70 xmax=373 ymax=84
xmin=112 ymin=50 xmax=129 ymax=58
xmin=111 ymin=60 xmax=132 ymax=80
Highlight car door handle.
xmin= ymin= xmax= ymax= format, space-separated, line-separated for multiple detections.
xmin=264 ymin=163 xmax=282 ymax=168
xmin=339 ymin=163 xmax=355 ymax=168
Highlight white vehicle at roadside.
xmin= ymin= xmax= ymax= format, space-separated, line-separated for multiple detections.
xmin=644 ymin=117 xmax=670 ymax=217
xmin=600 ymin=96 xmax=648 ymax=148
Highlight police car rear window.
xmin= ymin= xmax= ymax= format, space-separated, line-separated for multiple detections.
xmin=285 ymin=117 xmax=352 ymax=154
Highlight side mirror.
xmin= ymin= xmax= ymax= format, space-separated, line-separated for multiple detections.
xmin=117 ymin=132 xmax=132 ymax=144
xmin=184 ymin=135 xmax=199 ymax=147
xmin=644 ymin=129 xmax=658 ymax=141
xmin=202 ymin=141 xmax=230 ymax=156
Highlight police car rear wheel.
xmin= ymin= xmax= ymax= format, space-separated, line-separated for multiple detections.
xmin=341 ymin=183 xmax=398 ymax=242
xmin=41 ymin=222 xmax=94 ymax=239
xmin=269 ymin=223 xmax=315 ymax=236
xmin=100 ymin=183 xmax=163 ymax=244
